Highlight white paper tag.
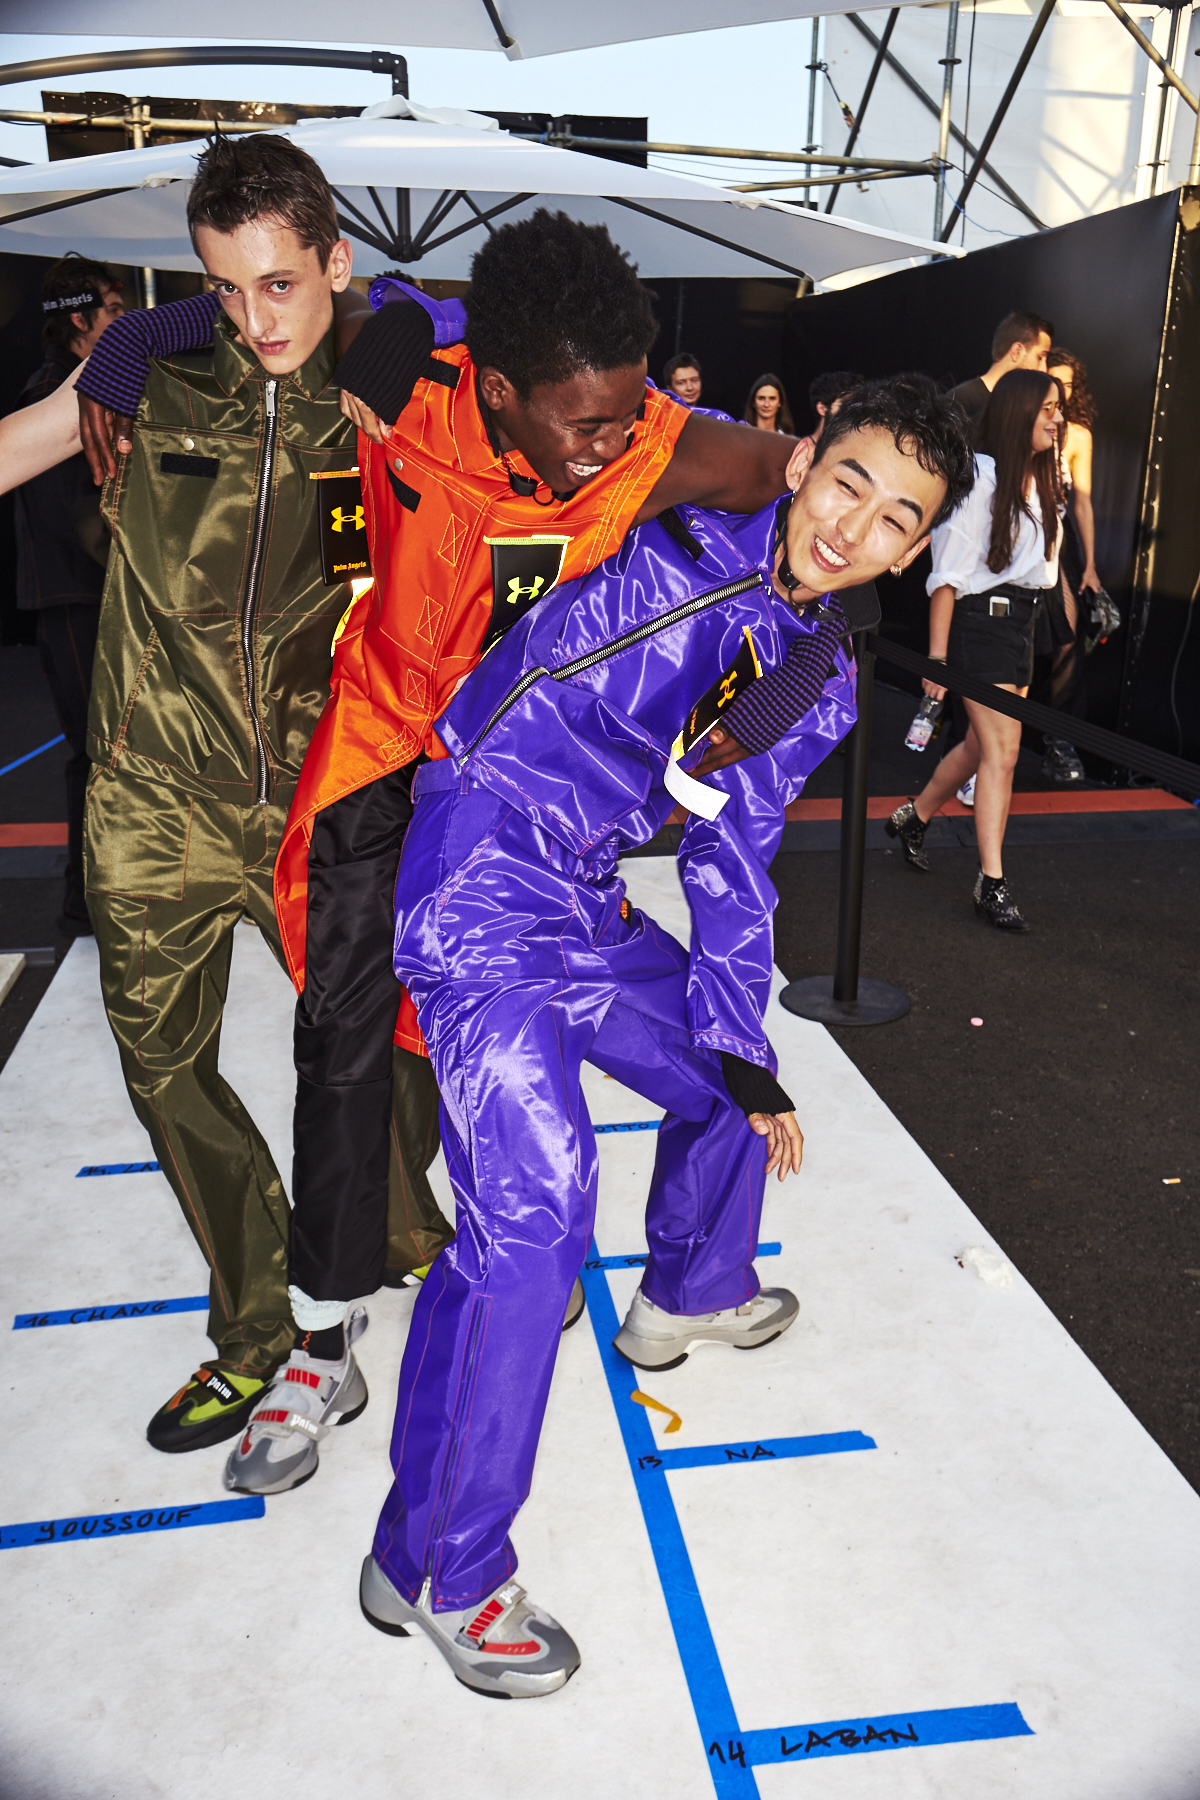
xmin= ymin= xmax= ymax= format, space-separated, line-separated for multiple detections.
xmin=663 ymin=753 xmax=729 ymax=822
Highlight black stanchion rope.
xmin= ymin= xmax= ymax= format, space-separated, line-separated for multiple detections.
xmin=866 ymin=634 xmax=1200 ymax=801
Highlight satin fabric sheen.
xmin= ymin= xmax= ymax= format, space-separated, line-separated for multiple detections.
xmin=372 ymin=500 xmax=856 ymax=1609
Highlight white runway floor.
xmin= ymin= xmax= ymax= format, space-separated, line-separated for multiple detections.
xmin=1 ymin=858 xmax=1198 ymax=1799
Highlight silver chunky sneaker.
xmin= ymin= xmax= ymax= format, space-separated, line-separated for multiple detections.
xmin=221 ymin=1307 xmax=369 ymax=1495
xmin=359 ymin=1555 xmax=580 ymax=1699
xmin=613 ymin=1284 xmax=799 ymax=1371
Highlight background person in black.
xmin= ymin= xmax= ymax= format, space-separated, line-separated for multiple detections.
xmin=950 ymin=310 xmax=1053 ymax=447
xmin=808 ymin=369 xmax=863 ymax=440
xmin=13 ymin=256 xmax=125 ymax=935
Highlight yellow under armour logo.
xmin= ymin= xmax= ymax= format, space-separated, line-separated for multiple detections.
xmin=506 ymin=574 xmax=545 ymax=606
xmin=717 ymin=674 xmax=738 ymax=706
xmin=330 ymin=505 xmax=365 ymax=533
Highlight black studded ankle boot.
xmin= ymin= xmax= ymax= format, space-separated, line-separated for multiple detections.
xmin=973 ymin=869 xmax=1031 ymax=932
xmin=885 ymin=799 xmax=931 ymax=872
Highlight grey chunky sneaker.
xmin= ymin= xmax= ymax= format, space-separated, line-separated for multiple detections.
xmin=563 ymin=1276 xmax=585 ymax=1331
xmin=613 ymin=1284 xmax=799 ymax=1371
xmin=359 ymin=1555 xmax=581 ymax=1699
xmin=885 ymin=799 xmax=931 ymax=871
xmin=221 ymin=1307 xmax=369 ymax=1495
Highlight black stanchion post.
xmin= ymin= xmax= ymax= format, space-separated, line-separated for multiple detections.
xmin=779 ymin=630 xmax=910 ymax=1026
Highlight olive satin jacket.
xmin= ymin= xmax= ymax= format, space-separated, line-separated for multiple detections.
xmin=273 ymin=340 xmax=688 ymax=1049
xmin=88 ymin=319 xmax=355 ymax=810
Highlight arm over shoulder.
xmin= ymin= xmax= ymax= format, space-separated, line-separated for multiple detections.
xmin=635 ymin=410 xmax=797 ymax=521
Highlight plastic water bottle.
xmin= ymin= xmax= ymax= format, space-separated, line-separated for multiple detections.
xmin=905 ymin=696 xmax=943 ymax=752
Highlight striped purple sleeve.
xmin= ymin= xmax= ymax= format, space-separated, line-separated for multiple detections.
xmin=717 ymin=600 xmax=848 ymax=756
xmin=76 ymin=290 xmax=221 ymax=416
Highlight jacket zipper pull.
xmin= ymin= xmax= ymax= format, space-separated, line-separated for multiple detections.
xmin=266 ymin=380 xmax=277 ymax=419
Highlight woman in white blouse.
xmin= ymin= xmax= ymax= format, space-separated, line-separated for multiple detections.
xmin=887 ymin=370 xmax=1064 ymax=931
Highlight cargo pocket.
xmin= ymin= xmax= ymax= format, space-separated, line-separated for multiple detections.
xmin=84 ymin=769 xmax=193 ymax=900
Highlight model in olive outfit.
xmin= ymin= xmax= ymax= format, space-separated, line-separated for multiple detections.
xmin=80 ymin=135 xmax=452 ymax=1453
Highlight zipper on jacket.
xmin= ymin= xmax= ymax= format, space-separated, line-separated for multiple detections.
xmin=462 ymin=570 xmax=763 ymax=760
xmin=242 ymin=379 xmax=279 ymax=804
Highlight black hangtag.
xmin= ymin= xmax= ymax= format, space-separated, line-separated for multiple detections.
xmin=315 ymin=472 xmax=372 ymax=585
xmin=484 ymin=536 xmax=570 ymax=647
xmin=680 ymin=628 xmax=762 ymax=754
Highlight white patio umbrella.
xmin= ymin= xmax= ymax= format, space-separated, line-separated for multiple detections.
xmin=5 ymin=2 xmax=923 ymax=59
xmin=0 ymin=109 xmax=950 ymax=279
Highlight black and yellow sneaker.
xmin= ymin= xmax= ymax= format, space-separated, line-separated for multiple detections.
xmin=146 ymin=1364 xmax=268 ymax=1454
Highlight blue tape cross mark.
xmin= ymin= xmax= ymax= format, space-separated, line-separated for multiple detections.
xmin=77 ymin=1161 xmax=161 ymax=1177
xmin=579 ymin=1239 xmax=1033 ymax=1795
xmin=585 ymin=1242 xmax=780 ymax=1274
xmin=0 ymin=1496 xmax=263 ymax=1549
xmin=14 ymin=1296 xmax=207 ymax=1330
xmin=594 ymin=1119 xmax=661 ymax=1135
xmin=0 ymin=733 xmax=65 ymax=781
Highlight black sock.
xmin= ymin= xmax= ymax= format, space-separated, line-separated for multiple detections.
xmin=293 ymin=1321 xmax=345 ymax=1361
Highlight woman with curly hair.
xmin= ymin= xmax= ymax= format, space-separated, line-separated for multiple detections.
xmin=744 ymin=371 xmax=795 ymax=432
xmin=887 ymin=369 xmax=1064 ymax=931
xmin=1037 ymin=347 xmax=1101 ymax=781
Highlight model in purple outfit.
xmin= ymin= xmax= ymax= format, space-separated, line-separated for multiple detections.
xmin=357 ymin=376 xmax=975 ymax=1699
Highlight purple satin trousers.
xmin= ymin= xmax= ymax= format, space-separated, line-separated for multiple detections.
xmin=372 ymin=784 xmax=768 ymax=1610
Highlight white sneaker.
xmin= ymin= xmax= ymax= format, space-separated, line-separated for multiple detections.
xmin=613 ymin=1284 xmax=798 ymax=1371
xmin=359 ymin=1556 xmax=580 ymax=1698
xmin=957 ymin=775 xmax=976 ymax=806
xmin=221 ymin=1307 xmax=368 ymax=1495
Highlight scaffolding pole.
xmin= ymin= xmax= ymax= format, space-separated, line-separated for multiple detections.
xmin=938 ymin=0 xmax=1057 ymax=242
xmin=931 ymin=2 xmax=961 ymax=240
xmin=827 ymin=6 xmax=900 ymax=213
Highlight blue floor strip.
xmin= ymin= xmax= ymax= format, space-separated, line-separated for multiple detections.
xmin=0 ymin=733 xmax=65 ymax=781
xmin=580 ymin=1238 xmax=1033 ymax=1795
xmin=638 ymin=1432 xmax=875 ymax=1475
xmin=1 ymin=1495 xmax=263 ymax=1549
xmin=742 ymin=1703 xmax=1034 ymax=1765
xmin=584 ymin=1242 xmax=780 ymax=1273
xmin=14 ymin=1296 xmax=207 ymax=1329
xmin=77 ymin=1161 xmax=160 ymax=1177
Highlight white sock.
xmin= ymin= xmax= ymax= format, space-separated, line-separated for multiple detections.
xmin=288 ymin=1285 xmax=350 ymax=1331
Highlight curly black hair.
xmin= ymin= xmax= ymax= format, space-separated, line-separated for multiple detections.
xmin=464 ymin=209 xmax=659 ymax=397
xmin=814 ymin=372 xmax=975 ymax=529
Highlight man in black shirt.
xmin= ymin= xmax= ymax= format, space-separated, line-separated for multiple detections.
xmin=951 ymin=309 xmax=1053 ymax=446
xmin=13 ymin=256 xmax=125 ymax=934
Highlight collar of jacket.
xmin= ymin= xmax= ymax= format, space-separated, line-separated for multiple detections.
xmin=211 ymin=311 xmax=338 ymax=402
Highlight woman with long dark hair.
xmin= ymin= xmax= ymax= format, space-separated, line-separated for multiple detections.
xmin=744 ymin=372 xmax=794 ymax=433
xmin=887 ymin=369 xmax=1064 ymax=931
xmin=1037 ymin=347 xmax=1101 ymax=781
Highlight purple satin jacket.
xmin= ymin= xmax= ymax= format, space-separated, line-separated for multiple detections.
xmin=421 ymin=499 xmax=858 ymax=1067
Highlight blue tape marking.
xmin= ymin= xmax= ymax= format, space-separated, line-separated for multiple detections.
xmin=637 ymin=1432 xmax=875 ymax=1474
xmin=580 ymin=1243 xmax=757 ymax=1798
xmin=594 ymin=1119 xmax=662 ymax=1135
xmin=0 ymin=1495 xmax=264 ymax=1549
xmin=581 ymin=1238 xmax=1034 ymax=1796
xmin=743 ymin=1703 xmax=1034 ymax=1765
xmin=14 ymin=1296 xmax=207 ymax=1329
xmin=584 ymin=1242 xmax=780 ymax=1273
xmin=0 ymin=733 xmax=65 ymax=780
xmin=76 ymin=1161 xmax=161 ymax=1177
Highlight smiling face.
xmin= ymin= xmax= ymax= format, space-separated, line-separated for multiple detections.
xmin=755 ymin=385 xmax=781 ymax=427
xmin=670 ymin=364 xmax=702 ymax=405
xmin=480 ymin=360 xmax=649 ymax=494
xmin=782 ymin=425 xmax=946 ymax=599
xmin=195 ymin=216 xmax=353 ymax=375
xmin=1032 ymin=382 xmax=1063 ymax=455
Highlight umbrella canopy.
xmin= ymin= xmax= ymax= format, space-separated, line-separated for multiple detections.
xmin=5 ymin=2 xmax=923 ymax=59
xmin=0 ymin=113 xmax=949 ymax=279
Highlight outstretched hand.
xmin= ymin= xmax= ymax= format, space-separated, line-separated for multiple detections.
xmin=79 ymin=393 xmax=134 ymax=486
xmin=339 ymin=387 xmax=392 ymax=448
xmin=748 ymin=1109 xmax=804 ymax=1181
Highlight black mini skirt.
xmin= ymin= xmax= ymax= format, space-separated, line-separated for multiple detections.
xmin=948 ymin=585 xmax=1045 ymax=689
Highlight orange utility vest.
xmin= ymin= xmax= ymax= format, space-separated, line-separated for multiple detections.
xmin=274 ymin=341 xmax=688 ymax=1052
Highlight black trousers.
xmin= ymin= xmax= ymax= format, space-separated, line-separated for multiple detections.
xmin=35 ymin=602 xmax=99 ymax=925
xmin=291 ymin=761 xmax=454 ymax=1302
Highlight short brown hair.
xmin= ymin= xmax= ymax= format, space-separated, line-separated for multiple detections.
xmin=187 ymin=133 xmax=340 ymax=269
xmin=991 ymin=309 xmax=1054 ymax=364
